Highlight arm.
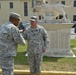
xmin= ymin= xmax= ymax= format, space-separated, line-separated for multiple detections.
xmin=42 ymin=28 xmax=49 ymax=52
xmin=63 ymin=0 xmax=73 ymax=7
xmin=22 ymin=29 xmax=27 ymax=40
xmin=11 ymin=27 xmax=26 ymax=46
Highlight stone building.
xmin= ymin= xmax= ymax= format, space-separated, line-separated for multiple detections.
xmin=0 ymin=0 xmax=76 ymax=25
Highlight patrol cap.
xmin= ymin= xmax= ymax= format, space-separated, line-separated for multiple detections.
xmin=10 ymin=12 xmax=21 ymax=20
xmin=30 ymin=16 xmax=38 ymax=21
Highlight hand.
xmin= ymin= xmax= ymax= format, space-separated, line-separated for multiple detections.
xmin=19 ymin=29 xmax=25 ymax=33
xmin=23 ymin=29 xmax=26 ymax=32
xmin=42 ymin=48 xmax=46 ymax=53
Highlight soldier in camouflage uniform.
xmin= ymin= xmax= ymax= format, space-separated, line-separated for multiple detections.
xmin=0 ymin=12 xmax=26 ymax=75
xmin=23 ymin=16 xmax=49 ymax=75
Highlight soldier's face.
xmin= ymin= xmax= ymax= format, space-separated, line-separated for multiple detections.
xmin=14 ymin=18 xmax=20 ymax=26
xmin=30 ymin=20 xmax=38 ymax=28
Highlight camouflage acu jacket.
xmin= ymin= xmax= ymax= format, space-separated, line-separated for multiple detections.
xmin=23 ymin=25 xmax=49 ymax=53
xmin=0 ymin=21 xmax=25 ymax=57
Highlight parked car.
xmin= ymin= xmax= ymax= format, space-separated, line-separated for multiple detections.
xmin=22 ymin=22 xmax=30 ymax=28
xmin=71 ymin=21 xmax=76 ymax=28
xmin=71 ymin=21 xmax=76 ymax=33
xmin=18 ymin=22 xmax=30 ymax=30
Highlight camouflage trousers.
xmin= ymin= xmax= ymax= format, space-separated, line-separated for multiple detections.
xmin=1 ymin=56 xmax=14 ymax=75
xmin=28 ymin=52 xmax=43 ymax=75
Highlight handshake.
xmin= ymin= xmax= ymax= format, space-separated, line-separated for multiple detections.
xmin=18 ymin=22 xmax=26 ymax=32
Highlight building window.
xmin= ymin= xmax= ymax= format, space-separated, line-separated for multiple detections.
xmin=39 ymin=15 xmax=41 ymax=20
xmin=74 ymin=1 xmax=76 ymax=7
xmin=10 ymin=2 xmax=13 ymax=8
xmin=73 ymin=15 xmax=76 ymax=21
xmin=24 ymin=2 xmax=28 ymax=16
xmin=32 ymin=0 xmax=34 ymax=8
xmin=61 ymin=1 xmax=65 ymax=5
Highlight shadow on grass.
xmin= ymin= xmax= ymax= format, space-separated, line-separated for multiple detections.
xmin=14 ymin=51 xmax=28 ymax=65
xmin=15 ymin=51 xmax=63 ymax=65
xmin=43 ymin=56 xmax=63 ymax=62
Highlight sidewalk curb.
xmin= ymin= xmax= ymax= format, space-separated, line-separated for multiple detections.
xmin=0 ymin=70 xmax=76 ymax=75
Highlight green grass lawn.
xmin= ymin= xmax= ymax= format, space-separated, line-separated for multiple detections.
xmin=14 ymin=39 xmax=76 ymax=72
